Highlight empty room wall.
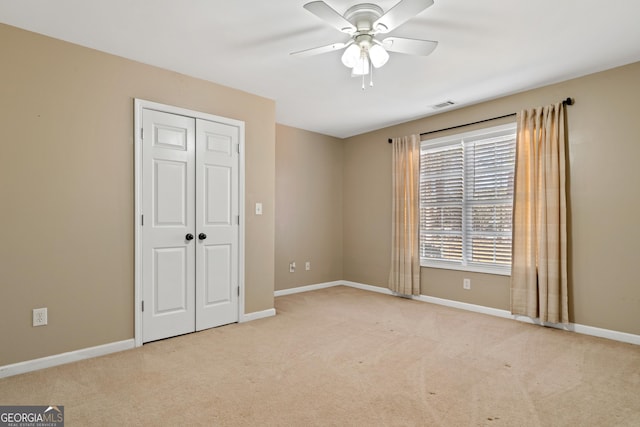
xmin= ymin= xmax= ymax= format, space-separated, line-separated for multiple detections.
xmin=275 ymin=125 xmax=343 ymax=290
xmin=343 ymin=61 xmax=640 ymax=336
xmin=0 ymin=24 xmax=276 ymax=366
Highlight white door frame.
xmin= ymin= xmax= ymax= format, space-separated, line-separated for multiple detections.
xmin=133 ymin=99 xmax=246 ymax=347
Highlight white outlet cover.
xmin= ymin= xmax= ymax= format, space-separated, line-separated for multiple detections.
xmin=33 ymin=308 xmax=48 ymax=326
xmin=255 ymin=202 xmax=263 ymax=215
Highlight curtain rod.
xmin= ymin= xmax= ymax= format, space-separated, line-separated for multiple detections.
xmin=388 ymin=97 xmax=574 ymax=143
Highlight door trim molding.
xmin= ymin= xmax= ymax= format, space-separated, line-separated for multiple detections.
xmin=134 ymin=99 xmax=246 ymax=347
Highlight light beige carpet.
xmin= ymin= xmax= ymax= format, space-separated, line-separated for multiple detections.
xmin=1 ymin=286 xmax=639 ymax=426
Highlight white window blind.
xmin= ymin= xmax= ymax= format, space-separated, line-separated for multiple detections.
xmin=420 ymin=123 xmax=516 ymax=275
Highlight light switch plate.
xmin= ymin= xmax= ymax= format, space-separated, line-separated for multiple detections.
xmin=255 ymin=202 xmax=263 ymax=215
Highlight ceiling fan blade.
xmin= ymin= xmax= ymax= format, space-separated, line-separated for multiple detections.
xmin=290 ymin=41 xmax=347 ymax=58
xmin=303 ymin=1 xmax=356 ymax=34
xmin=382 ymin=37 xmax=438 ymax=56
xmin=374 ymin=0 xmax=434 ymax=33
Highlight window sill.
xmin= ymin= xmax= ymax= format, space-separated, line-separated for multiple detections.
xmin=420 ymin=261 xmax=511 ymax=276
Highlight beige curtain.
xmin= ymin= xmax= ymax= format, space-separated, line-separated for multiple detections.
xmin=388 ymin=135 xmax=421 ymax=295
xmin=511 ymin=102 xmax=568 ymax=323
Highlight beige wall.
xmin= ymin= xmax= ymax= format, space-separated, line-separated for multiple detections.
xmin=275 ymin=125 xmax=343 ymax=290
xmin=343 ymin=61 xmax=640 ymax=336
xmin=0 ymin=24 xmax=275 ymax=366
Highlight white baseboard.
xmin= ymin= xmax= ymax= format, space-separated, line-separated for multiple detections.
xmin=570 ymin=323 xmax=640 ymax=345
xmin=340 ymin=280 xmax=395 ymax=295
xmin=0 ymin=339 xmax=135 ymax=379
xmin=240 ymin=308 xmax=276 ymax=322
xmin=415 ymin=294 xmax=513 ymax=319
xmin=274 ymin=281 xmax=343 ymax=297
xmin=511 ymin=315 xmax=640 ymax=345
xmin=417 ymin=295 xmax=640 ymax=345
xmin=275 ymin=280 xmax=640 ymax=346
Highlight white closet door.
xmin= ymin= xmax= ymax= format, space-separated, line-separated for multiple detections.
xmin=142 ymin=109 xmax=196 ymax=342
xmin=195 ymin=119 xmax=239 ymax=330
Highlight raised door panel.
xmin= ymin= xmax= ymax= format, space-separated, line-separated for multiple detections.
xmin=154 ymin=160 xmax=188 ymax=226
xmin=205 ymin=165 xmax=232 ymax=225
xmin=153 ymin=247 xmax=188 ymax=314
xmin=203 ymin=244 xmax=232 ymax=306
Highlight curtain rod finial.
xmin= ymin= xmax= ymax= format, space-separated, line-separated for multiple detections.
xmin=388 ymin=138 xmax=393 ymax=144
xmin=564 ymin=97 xmax=574 ymax=105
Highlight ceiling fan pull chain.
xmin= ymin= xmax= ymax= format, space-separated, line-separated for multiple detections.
xmin=370 ymin=61 xmax=374 ymax=87
xmin=361 ymin=54 xmax=366 ymax=90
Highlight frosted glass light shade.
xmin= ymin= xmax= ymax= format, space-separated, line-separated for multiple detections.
xmin=369 ymin=44 xmax=389 ymax=68
xmin=341 ymin=44 xmax=361 ymax=68
xmin=351 ymin=55 xmax=370 ymax=75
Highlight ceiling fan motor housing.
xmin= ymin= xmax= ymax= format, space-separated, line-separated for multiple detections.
xmin=344 ymin=3 xmax=384 ymax=32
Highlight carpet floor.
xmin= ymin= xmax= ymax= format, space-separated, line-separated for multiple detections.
xmin=1 ymin=285 xmax=639 ymax=426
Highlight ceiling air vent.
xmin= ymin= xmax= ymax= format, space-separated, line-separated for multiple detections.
xmin=432 ymin=100 xmax=455 ymax=109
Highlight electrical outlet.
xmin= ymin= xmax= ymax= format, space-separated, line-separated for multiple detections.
xmin=289 ymin=262 xmax=296 ymax=273
xmin=463 ymin=278 xmax=471 ymax=290
xmin=305 ymin=261 xmax=311 ymax=271
xmin=33 ymin=308 xmax=48 ymax=326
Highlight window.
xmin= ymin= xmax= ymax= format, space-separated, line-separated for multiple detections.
xmin=419 ymin=123 xmax=516 ymax=275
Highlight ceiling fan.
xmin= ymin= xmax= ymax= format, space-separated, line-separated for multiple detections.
xmin=291 ymin=0 xmax=438 ymax=88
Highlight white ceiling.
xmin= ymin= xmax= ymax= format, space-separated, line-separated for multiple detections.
xmin=2 ymin=0 xmax=640 ymax=138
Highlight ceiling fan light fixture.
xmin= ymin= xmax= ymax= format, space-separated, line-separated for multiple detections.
xmin=296 ymin=0 xmax=438 ymax=87
xmin=369 ymin=44 xmax=389 ymax=68
xmin=341 ymin=43 xmax=361 ymax=68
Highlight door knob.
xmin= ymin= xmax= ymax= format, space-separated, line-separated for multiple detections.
xmin=185 ymin=233 xmax=194 ymax=241
xmin=198 ymin=233 xmax=207 ymax=240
